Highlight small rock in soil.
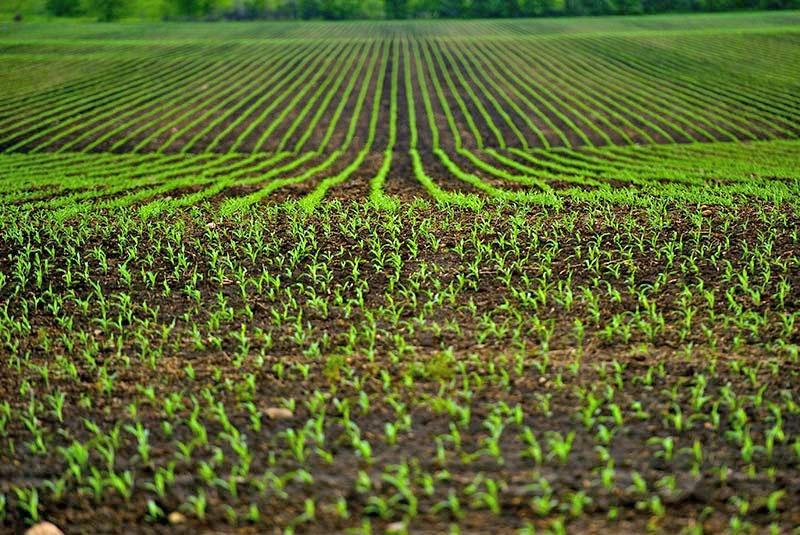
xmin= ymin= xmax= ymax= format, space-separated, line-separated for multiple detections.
xmin=25 ymin=522 xmax=64 ymax=535
xmin=168 ymin=511 xmax=187 ymax=524
xmin=265 ymin=407 xmax=293 ymax=419
xmin=386 ymin=521 xmax=406 ymax=533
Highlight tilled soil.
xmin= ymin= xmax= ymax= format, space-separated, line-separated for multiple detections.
xmin=0 ymin=201 xmax=798 ymax=533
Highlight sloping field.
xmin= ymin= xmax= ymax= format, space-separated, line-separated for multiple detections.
xmin=1 ymin=12 xmax=800 ymax=212
xmin=1 ymin=12 xmax=800 ymax=534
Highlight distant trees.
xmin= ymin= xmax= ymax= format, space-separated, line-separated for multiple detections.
xmin=297 ymin=0 xmax=380 ymax=18
xmin=385 ymin=0 xmax=408 ymax=18
xmin=518 ymin=0 xmax=559 ymax=16
xmin=89 ymin=0 xmax=128 ymax=20
xmin=45 ymin=0 xmax=82 ymax=16
xmin=167 ymin=0 xmax=218 ymax=17
xmin=167 ymin=0 xmax=382 ymax=19
xmin=41 ymin=0 xmax=800 ymax=20
xmin=45 ymin=0 xmax=127 ymax=19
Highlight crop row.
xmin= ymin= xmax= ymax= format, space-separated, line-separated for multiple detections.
xmin=2 ymin=26 xmax=799 ymax=155
xmin=1 ymin=20 xmax=799 ymax=207
xmin=1 ymin=137 xmax=798 ymax=214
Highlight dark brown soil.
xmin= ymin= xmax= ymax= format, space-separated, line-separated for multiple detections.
xmin=0 ymin=203 xmax=798 ymax=533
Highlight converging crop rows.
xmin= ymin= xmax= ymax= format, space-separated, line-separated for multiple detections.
xmin=2 ymin=12 xmax=800 ymax=534
xmin=1 ymin=14 xmax=800 ymax=213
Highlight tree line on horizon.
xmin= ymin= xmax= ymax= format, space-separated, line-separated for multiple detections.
xmin=41 ymin=0 xmax=800 ymax=23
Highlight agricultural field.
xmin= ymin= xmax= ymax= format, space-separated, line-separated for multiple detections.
xmin=1 ymin=11 xmax=800 ymax=534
